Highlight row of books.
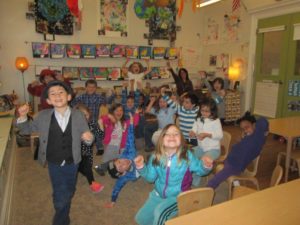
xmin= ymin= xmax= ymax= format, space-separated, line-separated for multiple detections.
xmin=32 ymin=42 xmax=178 ymax=60
xmin=49 ymin=66 xmax=171 ymax=81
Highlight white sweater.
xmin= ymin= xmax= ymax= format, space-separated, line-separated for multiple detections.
xmin=192 ymin=118 xmax=223 ymax=151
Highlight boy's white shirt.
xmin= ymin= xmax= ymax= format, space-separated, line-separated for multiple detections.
xmin=192 ymin=118 xmax=223 ymax=151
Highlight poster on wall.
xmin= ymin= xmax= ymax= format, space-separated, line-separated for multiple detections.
xmin=32 ymin=42 xmax=49 ymax=58
xmin=165 ymin=47 xmax=178 ymax=60
xmin=79 ymin=67 xmax=94 ymax=80
xmin=94 ymin=67 xmax=109 ymax=80
xmin=204 ymin=17 xmax=219 ymax=45
xmin=98 ymin=0 xmax=128 ymax=37
xmin=66 ymin=44 xmax=81 ymax=58
xmin=153 ymin=47 xmax=166 ymax=59
xmin=107 ymin=68 xmax=122 ymax=80
xmin=62 ymin=67 xmax=79 ymax=80
xmin=222 ymin=14 xmax=241 ymax=42
xmin=125 ymin=46 xmax=139 ymax=58
xmin=35 ymin=0 xmax=73 ymax=35
xmin=96 ymin=44 xmax=111 ymax=57
xmin=50 ymin=44 xmax=66 ymax=58
xmin=81 ymin=45 xmax=96 ymax=58
xmin=139 ymin=46 xmax=152 ymax=59
xmin=110 ymin=44 xmax=126 ymax=57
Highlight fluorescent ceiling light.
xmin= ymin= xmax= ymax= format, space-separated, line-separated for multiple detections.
xmin=197 ymin=0 xmax=222 ymax=7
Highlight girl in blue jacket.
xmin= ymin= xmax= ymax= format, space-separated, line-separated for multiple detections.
xmin=134 ymin=124 xmax=213 ymax=225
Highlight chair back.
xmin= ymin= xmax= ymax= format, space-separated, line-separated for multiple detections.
xmin=177 ymin=187 xmax=214 ymax=216
xmin=270 ymin=165 xmax=283 ymax=187
xmin=243 ymin=156 xmax=260 ymax=177
xmin=216 ymin=131 xmax=231 ymax=163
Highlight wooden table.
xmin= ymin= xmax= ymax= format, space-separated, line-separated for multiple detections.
xmin=268 ymin=116 xmax=300 ymax=182
xmin=166 ymin=179 xmax=300 ymax=225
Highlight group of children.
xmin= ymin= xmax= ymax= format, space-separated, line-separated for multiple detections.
xmin=17 ymin=62 xmax=269 ymax=225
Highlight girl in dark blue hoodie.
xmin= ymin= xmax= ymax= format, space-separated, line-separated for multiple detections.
xmin=207 ymin=111 xmax=269 ymax=189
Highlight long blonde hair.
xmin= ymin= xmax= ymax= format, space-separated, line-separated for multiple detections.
xmin=152 ymin=124 xmax=189 ymax=166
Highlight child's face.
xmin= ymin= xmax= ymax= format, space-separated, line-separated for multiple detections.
xmin=213 ymin=81 xmax=222 ymax=91
xmin=179 ymin=70 xmax=187 ymax=80
xmin=115 ymin=158 xmax=131 ymax=173
xmin=113 ymin=106 xmax=124 ymax=121
xmin=46 ymin=86 xmax=71 ymax=108
xmin=200 ymin=105 xmax=211 ymax=118
xmin=240 ymin=120 xmax=255 ymax=136
xmin=183 ymin=97 xmax=194 ymax=110
xmin=163 ymin=126 xmax=181 ymax=149
xmin=126 ymin=98 xmax=134 ymax=109
xmin=86 ymin=83 xmax=97 ymax=95
xmin=44 ymin=75 xmax=55 ymax=84
xmin=159 ymin=98 xmax=167 ymax=109
xmin=131 ymin=63 xmax=141 ymax=74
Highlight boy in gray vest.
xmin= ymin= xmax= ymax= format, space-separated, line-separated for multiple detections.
xmin=17 ymin=80 xmax=94 ymax=225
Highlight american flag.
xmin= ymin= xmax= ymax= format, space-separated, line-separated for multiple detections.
xmin=232 ymin=0 xmax=241 ymax=12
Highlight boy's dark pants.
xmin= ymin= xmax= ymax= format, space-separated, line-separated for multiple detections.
xmin=48 ymin=162 xmax=78 ymax=225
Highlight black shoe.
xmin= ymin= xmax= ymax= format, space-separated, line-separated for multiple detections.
xmin=94 ymin=166 xmax=105 ymax=176
xmin=96 ymin=149 xmax=104 ymax=156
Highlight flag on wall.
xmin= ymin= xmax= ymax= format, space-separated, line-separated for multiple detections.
xmin=232 ymin=0 xmax=241 ymax=12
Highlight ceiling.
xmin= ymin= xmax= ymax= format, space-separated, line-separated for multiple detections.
xmin=242 ymin=0 xmax=291 ymax=11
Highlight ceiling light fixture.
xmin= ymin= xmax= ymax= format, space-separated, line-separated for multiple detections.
xmin=197 ymin=0 xmax=222 ymax=8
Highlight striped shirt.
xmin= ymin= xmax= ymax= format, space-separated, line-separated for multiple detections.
xmin=162 ymin=95 xmax=199 ymax=139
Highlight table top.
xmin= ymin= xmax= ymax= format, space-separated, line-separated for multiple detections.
xmin=0 ymin=117 xmax=13 ymax=166
xmin=166 ymin=179 xmax=300 ymax=225
xmin=268 ymin=116 xmax=300 ymax=138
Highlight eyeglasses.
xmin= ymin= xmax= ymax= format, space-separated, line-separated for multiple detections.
xmin=164 ymin=133 xmax=180 ymax=137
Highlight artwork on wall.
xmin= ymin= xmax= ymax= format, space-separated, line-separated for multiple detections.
xmin=79 ymin=67 xmax=94 ymax=80
xmin=94 ymin=67 xmax=109 ymax=80
xmin=81 ymin=45 xmax=96 ymax=58
xmin=50 ymin=44 xmax=66 ymax=58
xmin=96 ymin=44 xmax=111 ymax=57
xmin=139 ymin=46 xmax=152 ymax=59
xmin=288 ymin=100 xmax=300 ymax=112
xmin=222 ymin=14 xmax=241 ymax=42
xmin=209 ymin=55 xmax=217 ymax=66
xmin=204 ymin=17 xmax=219 ymax=45
xmin=32 ymin=42 xmax=49 ymax=58
xmin=125 ymin=46 xmax=139 ymax=58
xmin=153 ymin=47 xmax=166 ymax=59
xmin=165 ymin=47 xmax=178 ymax=59
xmin=66 ymin=44 xmax=81 ymax=58
xmin=146 ymin=67 xmax=170 ymax=79
xmin=98 ymin=0 xmax=128 ymax=37
xmin=63 ymin=67 xmax=79 ymax=80
xmin=110 ymin=44 xmax=126 ymax=57
xmin=107 ymin=68 xmax=122 ymax=80
xmin=35 ymin=0 xmax=73 ymax=35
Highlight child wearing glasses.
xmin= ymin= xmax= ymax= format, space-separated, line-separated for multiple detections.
xmin=134 ymin=124 xmax=213 ymax=225
xmin=189 ymin=98 xmax=223 ymax=186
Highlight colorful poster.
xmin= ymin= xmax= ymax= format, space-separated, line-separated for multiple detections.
xmin=96 ymin=44 xmax=111 ymax=57
xmin=139 ymin=46 xmax=152 ymax=59
xmin=147 ymin=67 xmax=160 ymax=79
xmin=108 ymin=68 xmax=122 ymax=80
xmin=98 ymin=0 xmax=128 ymax=37
xmin=62 ymin=67 xmax=79 ymax=80
xmin=159 ymin=67 xmax=170 ymax=79
xmin=222 ymin=14 xmax=241 ymax=42
xmin=110 ymin=44 xmax=126 ymax=57
xmin=35 ymin=0 xmax=73 ymax=35
xmin=153 ymin=47 xmax=166 ymax=59
xmin=81 ymin=45 xmax=96 ymax=58
xmin=79 ymin=67 xmax=94 ymax=80
xmin=32 ymin=42 xmax=49 ymax=58
xmin=165 ymin=47 xmax=178 ymax=59
xmin=50 ymin=44 xmax=66 ymax=58
xmin=125 ymin=46 xmax=139 ymax=58
xmin=66 ymin=44 xmax=81 ymax=58
xmin=94 ymin=67 xmax=109 ymax=80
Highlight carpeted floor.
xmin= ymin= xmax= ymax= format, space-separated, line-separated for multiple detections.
xmin=9 ymin=125 xmax=299 ymax=225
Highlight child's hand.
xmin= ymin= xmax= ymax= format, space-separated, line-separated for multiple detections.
xmin=18 ymin=103 xmax=30 ymax=118
xmin=189 ymin=130 xmax=196 ymax=138
xmin=149 ymin=95 xmax=156 ymax=103
xmin=104 ymin=202 xmax=115 ymax=208
xmin=108 ymin=114 xmax=116 ymax=124
xmin=201 ymin=155 xmax=213 ymax=169
xmin=81 ymin=131 xmax=93 ymax=142
xmin=135 ymin=107 xmax=142 ymax=114
xmin=134 ymin=155 xmax=145 ymax=169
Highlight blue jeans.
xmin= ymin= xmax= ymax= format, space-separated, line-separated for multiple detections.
xmin=135 ymin=190 xmax=178 ymax=225
xmin=192 ymin=147 xmax=220 ymax=187
xmin=48 ymin=162 xmax=79 ymax=225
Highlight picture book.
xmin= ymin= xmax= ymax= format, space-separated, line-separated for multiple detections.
xmin=62 ymin=67 xmax=79 ymax=80
xmin=139 ymin=46 xmax=152 ymax=59
xmin=153 ymin=47 xmax=166 ymax=59
xmin=81 ymin=44 xmax=96 ymax=58
xmin=79 ymin=67 xmax=94 ymax=80
xmin=96 ymin=44 xmax=111 ymax=57
xmin=32 ymin=42 xmax=49 ymax=58
xmin=66 ymin=44 xmax=81 ymax=58
xmin=94 ymin=67 xmax=109 ymax=80
xmin=50 ymin=44 xmax=66 ymax=58
xmin=110 ymin=44 xmax=125 ymax=57
xmin=125 ymin=46 xmax=139 ymax=58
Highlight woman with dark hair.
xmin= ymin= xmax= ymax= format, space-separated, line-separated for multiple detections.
xmin=167 ymin=61 xmax=193 ymax=96
xmin=207 ymin=111 xmax=269 ymax=189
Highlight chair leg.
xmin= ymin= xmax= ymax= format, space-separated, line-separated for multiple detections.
xmin=228 ymin=181 xmax=233 ymax=200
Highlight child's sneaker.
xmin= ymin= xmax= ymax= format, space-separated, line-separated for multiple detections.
xmin=90 ymin=181 xmax=104 ymax=193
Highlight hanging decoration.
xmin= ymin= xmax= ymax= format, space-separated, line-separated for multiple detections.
xmin=35 ymin=0 xmax=73 ymax=35
xmin=232 ymin=0 xmax=241 ymax=12
xmin=66 ymin=0 xmax=83 ymax=29
xmin=177 ymin=0 xmax=184 ymax=18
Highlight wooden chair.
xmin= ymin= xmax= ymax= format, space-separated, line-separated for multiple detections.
xmin=276 ymin=150 xmax=300 ymax=177
xmin=215 ymin=131 xmax=231 ymax=166
xmin=226 ymin=156 xmax=261 ymax=199
xmin=232 ymin=165 xmax=283 ymax=199
xmin=177 ymin=187 xmax=214 ymax=216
